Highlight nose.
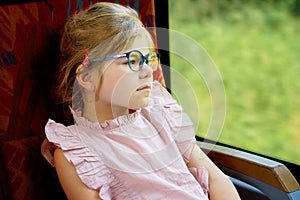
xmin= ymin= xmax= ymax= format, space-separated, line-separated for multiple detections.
xmin=139 ymin=62 xmax=153 ymax=79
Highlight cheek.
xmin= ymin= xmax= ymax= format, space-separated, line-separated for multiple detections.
xmin=111 ymin=74 xmax=138 ymax=105
xmin=98 ymin=70 xmax=137 ymax=106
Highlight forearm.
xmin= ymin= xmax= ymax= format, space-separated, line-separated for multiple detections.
xmin=187 ymin=145 xmax=240 ymax=199
xmin=209 ymin=174 xmax=240 ymax=200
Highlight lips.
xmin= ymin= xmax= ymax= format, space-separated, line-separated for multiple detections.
xmin=136 ymin=84 xmax=152 ymax=91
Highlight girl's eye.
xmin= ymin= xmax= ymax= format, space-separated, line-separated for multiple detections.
xmin=130 ymin=59 xmax=137 ymax=65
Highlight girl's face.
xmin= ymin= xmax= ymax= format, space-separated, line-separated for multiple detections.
xmin=95 ymin=35 xmax=154 ymax=116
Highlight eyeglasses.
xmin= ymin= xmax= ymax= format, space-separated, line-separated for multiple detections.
xmin=88 ymin=50 xmax=160 ymax=72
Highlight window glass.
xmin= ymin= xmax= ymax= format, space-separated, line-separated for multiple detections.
xmin=168 ymin=0 xmax=300 ymax=164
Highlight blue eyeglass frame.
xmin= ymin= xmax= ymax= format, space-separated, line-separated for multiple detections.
xmin=89 ymin=50 xmax=160 ymax=72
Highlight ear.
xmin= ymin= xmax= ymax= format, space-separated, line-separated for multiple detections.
xmin=76 ymin=65 xmax=96 ymax=92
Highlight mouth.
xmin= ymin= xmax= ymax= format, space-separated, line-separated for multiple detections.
xmin=136 ymin=84 xmax=152 ymax=91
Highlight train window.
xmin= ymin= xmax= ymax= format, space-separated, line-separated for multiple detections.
xmin=168 ymin=0 xmax=300 ymax=165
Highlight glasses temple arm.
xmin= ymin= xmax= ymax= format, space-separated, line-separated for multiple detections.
xmin=89 ymin=53 xmax=127 ymax=64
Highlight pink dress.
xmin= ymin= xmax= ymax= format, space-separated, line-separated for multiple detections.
xmin=45 ymin=81 xmax=209 ymax=200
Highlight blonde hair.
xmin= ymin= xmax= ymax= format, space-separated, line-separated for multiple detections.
xmin=57 ymin=2 xmax=154 ymax=107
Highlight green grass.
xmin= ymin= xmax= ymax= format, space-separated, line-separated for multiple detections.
xmin=169 ymin=0 xmax=300 ymax=164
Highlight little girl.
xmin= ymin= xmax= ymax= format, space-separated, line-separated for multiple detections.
xmin=41 ymin=2 xmax=240 ymax=200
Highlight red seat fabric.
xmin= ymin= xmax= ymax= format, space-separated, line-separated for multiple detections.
xmin=0 ymin=1 xmax=164 ymax=199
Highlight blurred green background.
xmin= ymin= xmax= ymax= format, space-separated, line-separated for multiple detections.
xmin=168 ymin=0 xmax=300 ymax=164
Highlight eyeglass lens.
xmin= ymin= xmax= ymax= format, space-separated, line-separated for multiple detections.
xmin=128 ymin=51 xmax=159 ymax=71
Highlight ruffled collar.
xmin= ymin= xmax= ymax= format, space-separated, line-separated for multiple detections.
xmin=72 ymin=109 xmax=140 ymax=130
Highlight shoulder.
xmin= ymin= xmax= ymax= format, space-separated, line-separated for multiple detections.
xmin=45 ymin=119 xmax=81 ymax=151
xmin=150 ymin=81 xmax=176 ymax=105
xmin=146 ymin=81 xmax=194 ymax=129
xmin=42 ymin=119 xmax=78 ymax=166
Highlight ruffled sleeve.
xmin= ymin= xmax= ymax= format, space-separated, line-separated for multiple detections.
xmin=44 ymin=119 xmax=111 ymax=193
xmin=45 ymin=119 xmax=83 ymax=151
xmin=145 ymin=81 xmax=197 ymax=164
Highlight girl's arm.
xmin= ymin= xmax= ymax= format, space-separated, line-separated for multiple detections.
xmin=187 ymin=145 xmax=241 ymax=200
xmin=54 ymin=148 xmax=102 ymax=200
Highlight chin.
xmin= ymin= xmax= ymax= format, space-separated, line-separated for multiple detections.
xmin=129 ymin=98 xmax=150 ymax=109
